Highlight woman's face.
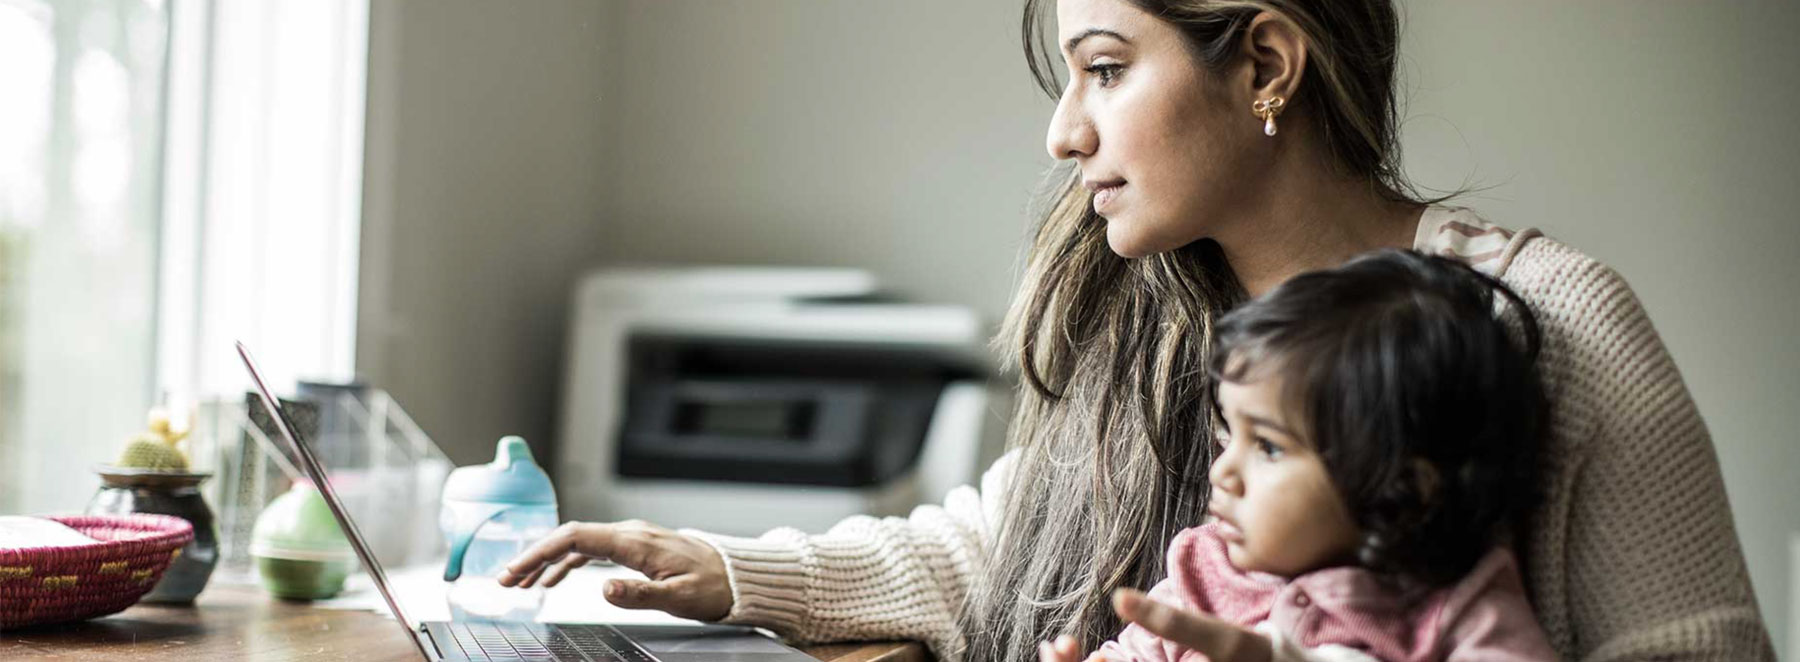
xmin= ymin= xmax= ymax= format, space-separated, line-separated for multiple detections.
xmin=1048 ymin=0 xmax=1263 ymax=258
xmin=1209 ymin=373 xmax=1361 ymax=576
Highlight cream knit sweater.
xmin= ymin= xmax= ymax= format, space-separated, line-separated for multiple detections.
xmin=691 ymin=206 xmax=1776 ymax=661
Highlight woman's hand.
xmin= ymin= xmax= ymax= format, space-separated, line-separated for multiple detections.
xmin=496 ymin=519 xmax=733 ymax=621
xmin=1036 ymin=590 xmax=1273 ymax=662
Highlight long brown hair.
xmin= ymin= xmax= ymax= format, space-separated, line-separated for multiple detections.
xmin=957 ymin=2 xmax=1450 ymax=662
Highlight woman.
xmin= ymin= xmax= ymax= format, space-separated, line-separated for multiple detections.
xmin=500 ymin=1 xmax=1775 ymax=660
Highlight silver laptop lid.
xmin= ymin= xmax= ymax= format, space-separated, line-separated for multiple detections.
xmin=236 ymin=341 xmax=435 ymax=661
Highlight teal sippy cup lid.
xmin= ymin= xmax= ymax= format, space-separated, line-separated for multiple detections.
xmin=443 ymin=436 xmax=556 ymax=506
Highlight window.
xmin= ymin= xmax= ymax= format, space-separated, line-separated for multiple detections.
xmin=0 ymin=0 xmax=367 ymax=514
xmin=0 ymin=0 xmax=167 ymax=514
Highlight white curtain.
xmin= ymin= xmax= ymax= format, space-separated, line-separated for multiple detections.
xmin=0 ymin=0 xmax=167 ymax=514
xmin=0 ymin=0 xmax=367 ymax=514
xmin=156 ymin=0 xmax=367 ymax=406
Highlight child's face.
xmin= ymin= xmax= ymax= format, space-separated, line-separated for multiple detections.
xmin=1209 ymin=373 xmax=1362 ymax=576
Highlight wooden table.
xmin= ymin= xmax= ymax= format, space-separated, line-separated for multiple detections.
xmin=0 ymin=584 xmax=930 ymax=662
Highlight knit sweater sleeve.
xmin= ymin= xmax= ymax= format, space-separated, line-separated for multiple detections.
xmin=1500 ymin=239 xmax=1775 ymax=660
xmin=683 ymin=450 xmax=1016 ymax=658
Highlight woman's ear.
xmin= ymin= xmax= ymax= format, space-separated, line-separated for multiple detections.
xmin=1237 ymin=11 xmax=1308 ymax=103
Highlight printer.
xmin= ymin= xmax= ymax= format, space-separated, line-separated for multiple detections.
xmin=555 ymin=267 xmax=1011 ymax=535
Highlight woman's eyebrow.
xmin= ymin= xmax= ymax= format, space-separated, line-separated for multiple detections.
xmin=1063 ymin=28 xmax=1131 ymax=56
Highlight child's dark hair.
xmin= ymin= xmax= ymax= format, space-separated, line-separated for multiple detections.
xmin=1208 ymin=249 xmax=1548 ymax=590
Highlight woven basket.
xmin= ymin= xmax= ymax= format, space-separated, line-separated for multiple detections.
xmin=0 ymin=514 xmax=194 ymax=629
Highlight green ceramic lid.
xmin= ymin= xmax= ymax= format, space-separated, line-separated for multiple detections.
xmin=250 ymin=483 xmax=355 ymax=562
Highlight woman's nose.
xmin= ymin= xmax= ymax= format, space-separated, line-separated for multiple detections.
xmin=1045 ymin=91 xmax=1097 ymax=161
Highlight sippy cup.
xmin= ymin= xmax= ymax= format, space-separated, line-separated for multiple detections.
xmin=440 ymin=436 xmax=559 ymax=621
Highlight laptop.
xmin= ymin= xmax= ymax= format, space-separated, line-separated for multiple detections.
xmin=236 ymin=341 xmax=821 ymax=662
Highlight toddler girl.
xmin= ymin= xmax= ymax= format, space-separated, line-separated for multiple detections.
xmin=1040 ymin=249 xmax=1557 ymax=662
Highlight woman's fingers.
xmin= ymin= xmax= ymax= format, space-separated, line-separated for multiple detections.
xmin=604 ymin=576 xmax=725 ymax=620
xmin=514 ymin=564 xmax=546 ymax=589
xmin=493 ymin=519 xmax=734 ymax=622
xmin=500 ymin=523 xmax=604 ymax=586
xmin=604 ymin=578 xmax=676 ymax=609
xmin=500 ymin=521 xmax=652 ymax=586
xmin=538 ymin=553 xmax=592 ymax=588
xmin=511 ymin=552 xmax=569 ymax=589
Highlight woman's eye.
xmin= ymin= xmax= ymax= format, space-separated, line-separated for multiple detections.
xmin=1083 ymin=63 xmax=1123 ymax=87
xmin=1255 ymin=438 xmax=1283 ymax=460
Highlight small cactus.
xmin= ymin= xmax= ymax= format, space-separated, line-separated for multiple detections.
xmin=117 ymin=408 xmax=191 ymax=471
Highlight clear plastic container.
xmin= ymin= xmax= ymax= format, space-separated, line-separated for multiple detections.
xmin=190 ymin=387 xmax=453 ymax=584
xmin=440 ymin=436 xmax=558 ymax=622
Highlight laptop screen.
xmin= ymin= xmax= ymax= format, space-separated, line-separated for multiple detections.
xmin=236 ymin=341 xmax=435 ymax=661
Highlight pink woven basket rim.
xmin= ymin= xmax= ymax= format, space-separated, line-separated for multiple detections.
xmin=0 ymin=514 xmax=194 ymax=630
xmin=0 ymin=514 xmax=193 ymax=563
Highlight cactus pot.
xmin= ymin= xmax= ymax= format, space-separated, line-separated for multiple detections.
xmin=86 ymin=466 xmax=219 ymax=603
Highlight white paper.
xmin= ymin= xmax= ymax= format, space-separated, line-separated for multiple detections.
xmin=0 ymin=516 xmax=100 ymax=550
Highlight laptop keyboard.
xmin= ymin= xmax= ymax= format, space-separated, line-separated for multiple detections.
xmin=447 ymin=621 xmax=658 ymax=662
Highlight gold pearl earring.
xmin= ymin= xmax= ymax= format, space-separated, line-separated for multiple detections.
xmin=1252 ymin=96 xmax=1286 ymax=136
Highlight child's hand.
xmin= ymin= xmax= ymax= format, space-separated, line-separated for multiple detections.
xmin=1112 ymin=589 xmax=1272 ymax=662
xmin=1038 ymin=634 xmax=1112 ymax=662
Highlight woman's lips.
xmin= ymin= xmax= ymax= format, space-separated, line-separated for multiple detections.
xmin=1093 ymin=183 xmax=1125 ymax=212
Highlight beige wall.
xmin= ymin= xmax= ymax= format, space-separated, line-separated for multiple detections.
xmin=360 ymin=0 xmax=1800 ymax=652
xmin=599 ymin=0 xmax=1051 ymax=320
xmin=357 ymin=0 xmax=619 ymax=466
